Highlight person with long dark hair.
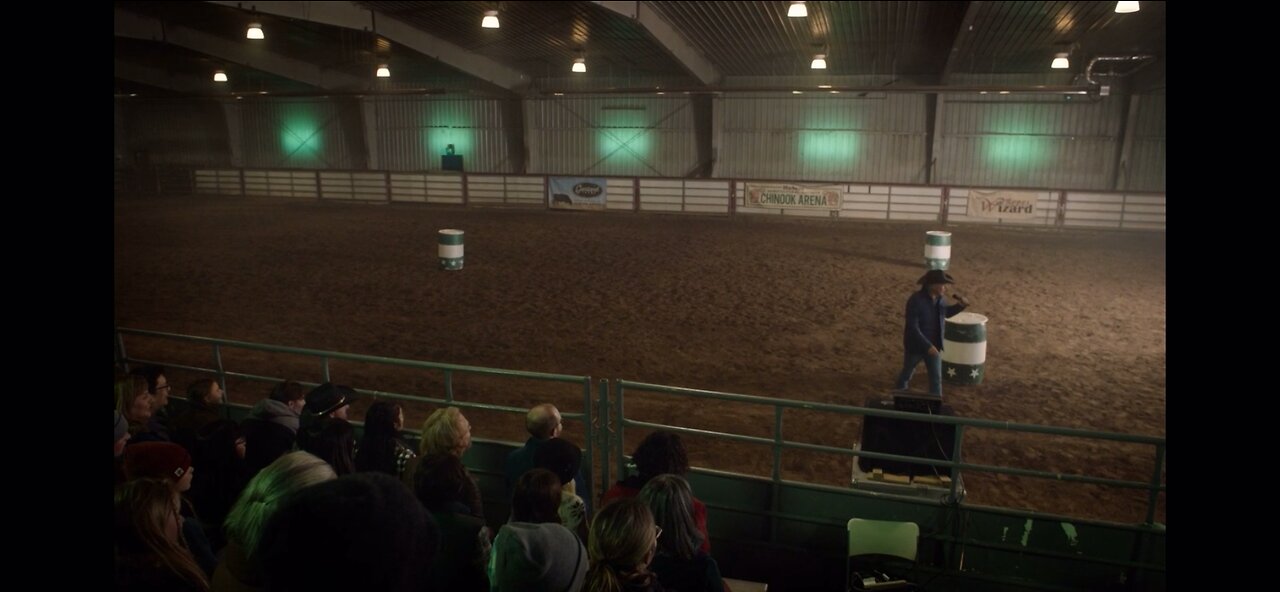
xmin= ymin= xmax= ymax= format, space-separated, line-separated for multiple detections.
xmin=601 ymin=431 xmax=711 ymax=553
xmin=639 ymin=475 xmax=724 ymax=592
xmin=355 ymin=400 xmax=416 ymax=479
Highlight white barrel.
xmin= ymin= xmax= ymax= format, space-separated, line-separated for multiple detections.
xmin=438 ymin=229 xmax=464 ymax=270
xmin=942 ymin=312 xmax=987 ymax=385
xmin=925 ymin=230 xmax=951 ymax=270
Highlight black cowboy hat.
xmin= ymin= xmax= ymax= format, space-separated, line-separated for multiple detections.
xmin=917 ymin=269 xmax=956 ymax=285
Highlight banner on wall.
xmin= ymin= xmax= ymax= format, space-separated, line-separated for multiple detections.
xmin=745 ymin=183 xmax=843 ymax=210
xmin=549 ymin=177 xmax=607 ymax=210
xmin=967 ymin=189 xmax=1039 ymax=219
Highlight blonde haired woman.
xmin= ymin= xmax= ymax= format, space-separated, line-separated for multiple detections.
xmin=403 ymin=407 xmax=483 ymax=519
xmin=584 ymin=498 xmax=666 ymax=592
xmin=213 ymin=451 xmax=338 ymax=591
xmin=115 ymin=478 xmax=210 ymax=591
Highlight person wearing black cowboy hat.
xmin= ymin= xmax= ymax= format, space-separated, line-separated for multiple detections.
xmin=896 ymin=269 xmax=970 ymax=396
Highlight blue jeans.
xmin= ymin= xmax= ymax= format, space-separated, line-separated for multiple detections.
xmin=896 ymin=350 xmax=942 ymax=395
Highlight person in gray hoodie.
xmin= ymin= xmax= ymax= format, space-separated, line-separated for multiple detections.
xmin=241 ymin=380 xmax=304 ymax=476
xmin=489 ymin=468 xmax=587 ymax=592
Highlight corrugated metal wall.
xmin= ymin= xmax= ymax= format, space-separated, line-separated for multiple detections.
xmin=121 ymin=99 xmax=231 ymax=166
xmin=935 ymin=94 xmax=1125 ymax=190
xmin=236 ymin=98 xmax=363 ymax=170
xmin=525 ymin=97 xmax=698 ymax=177
xmin=717 ymin=93 xmax=928 ymax=183
xmin=1126 ymin=94 xmax=1165 ymax=193
xmin=370 ymin=97 xmax=516 ymax=173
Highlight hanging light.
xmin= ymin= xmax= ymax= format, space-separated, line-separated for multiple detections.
xmin=213 ymin=70 xmax=228 ymax=82
xmin=788 ymin=1 xmax=807 ymax=18
xmin=572 ymin=57 xmax=586 ymax=73
xmin=376 ymin=64 xmax=391 ymax=78
xmin=482 ymin=10 xmax=500 ymax=28
xmin=810 ymin=54 xmax=827 ymax=69
xmin=247 ymin=22 xmax=264 ymax=40
xmin=1051 ymin=52 xmax=1070 ymax=69
xmin=1114 ymin=1 xmax=1139 ymax=13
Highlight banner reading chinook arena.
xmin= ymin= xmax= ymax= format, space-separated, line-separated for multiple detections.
xmin=745 ymin=183 xmax=843 ymax=210
xmin=967 ymin=189 xmax=1039 ymax=219
xmin=548 ymin=177 xmax=607 ymax=211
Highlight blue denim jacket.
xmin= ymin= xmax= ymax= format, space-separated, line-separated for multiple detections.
xmin=903 ymin=288 xmax=966 ymax=353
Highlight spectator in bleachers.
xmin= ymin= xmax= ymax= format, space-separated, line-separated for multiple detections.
xmin=242 ymin=381 xmax=305 ymax=476
xmin=490 ymin=468 xmax=587 ymax=592
xmin=132 ymin=365 xmax=174 ymax=441
xmin=534 ymin=437 xmax=590 ymax=542
xmin=355 ymin=400 xmax=416 ymax=479
xmin=124 ymin=441 xmax=218 ymax=578
xmin=602 ymin=431 xmax=710 ymax=553
xmin=404 ymin=406 xmax=483 ymax=519
xmin=115 ymin=410 xmax=133 ymax=485
xmin=115 ymin=477 xmax=210 ymax=592
xmin=258 ymin=472 xmax=439 ymax=592
xmin=300 ymin=415 xmax=357 ymax=476
xmin=116 ymin=410 xmax=132 ymax=457
xmin=189 ymin=419 xmax=249 ymax=553
xmin=583 ymin=498 xmax=665 ymax=592
xmin=504 ymin=404 xmax=563 ymax=494
xmin=414 ymin=453 xmax=491 ymax=592
xmin=214 ymin=451 xmax=337 ymax=592
xmin=638 ymin=475 xmax=724 ymax=592
xmin=171 ymin=379 xmax=225 ymax=453
xmin=296 ymin=382 xmax=357 ymax=458
xmin=119 ymin=373 xmax=155 ymax=439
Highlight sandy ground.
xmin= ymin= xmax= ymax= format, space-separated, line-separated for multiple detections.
xmin=114 ymin=196 xmax=1166 ymax=524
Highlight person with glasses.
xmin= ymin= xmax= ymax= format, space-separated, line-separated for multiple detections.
xmin=584 ymin=498 xmax=666 ymax=592
xmin=639 ymin=475 xmax=725 ymax=592
xmin=131 ymin=365 xmax=173 ymax=443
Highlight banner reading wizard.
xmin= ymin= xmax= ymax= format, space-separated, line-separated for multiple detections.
xmin=967 ymin=189 xmax=1039 ymax=219
xmin=745 ymin=183 xmax=843 ymax=210
xmin=549 ymin=177 xmax=607 ymax=211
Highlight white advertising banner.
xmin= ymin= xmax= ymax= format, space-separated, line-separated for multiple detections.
xmin=967 ymin=190 xmax=1039 ymax=219
xmin=745 ymin=183 xmax=843 ymax=210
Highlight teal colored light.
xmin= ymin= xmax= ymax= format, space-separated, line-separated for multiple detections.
xmin=597 ymin=109 xmax=650 ymax=160
xmin=424 ymin=105 xmax=474 ymax=158
xmin=279 ymin=107 xmax=323 ymax=163
xmin=800 ymin=112 xmax=860 ymax=162
xmin=799 ymin=130 xmax=859 ymax=162
xmin=984 ymin=135 xmax=1047 ymax=165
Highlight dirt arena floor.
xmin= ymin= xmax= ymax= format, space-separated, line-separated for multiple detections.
xmin=114 ymin=196 xmax=1166 ymax=525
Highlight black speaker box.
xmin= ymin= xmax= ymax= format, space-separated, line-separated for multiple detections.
xmin=858 ymin=395 xmax=957 ymax=478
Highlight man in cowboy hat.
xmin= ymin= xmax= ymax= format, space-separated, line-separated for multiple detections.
xmin=896 ymin=269 xmax=970 ymax=396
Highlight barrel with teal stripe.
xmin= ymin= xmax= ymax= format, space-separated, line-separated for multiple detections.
xmin=925 ymin=230 xmax=951 ymax=270
xmin=942 ymin=312 xmax=987 ymax=385
xmin=438 ymin=229 xmax=464 ymax=270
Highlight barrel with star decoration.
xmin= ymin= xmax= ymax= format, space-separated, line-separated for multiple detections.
xmin=942 ymin=311 xmax=987 ymax=385
xmin=925 ymin=230 xmax=951 ymax=270
xmin=438 ymin=229 xmax=464 ymax=270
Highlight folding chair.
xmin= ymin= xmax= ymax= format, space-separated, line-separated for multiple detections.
xmin=846 ymin=518 xmax=919 ymax=591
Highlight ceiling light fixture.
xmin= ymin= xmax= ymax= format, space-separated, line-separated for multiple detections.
xmin=788 ymin=1 xmax=807 ymax=18
xmin=1114 ymin=1 xmax=1139 ymax=13
xmin=572 ymin=57 xmax=586 ymax=73
xmin=1051 ymin=52 xmax=1070 ymax=69
xmin=482 ymin=10 xmax=500 ymax=28
xmin=810 ymin=54 xmax=827 ymax=69
xmin=376 ymin=64 xmax=391 ymax=78
xmin=247 ymin=22 xmax=264 ymax=40
xmin=213 ymin=70 xmax=228 ymax=82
